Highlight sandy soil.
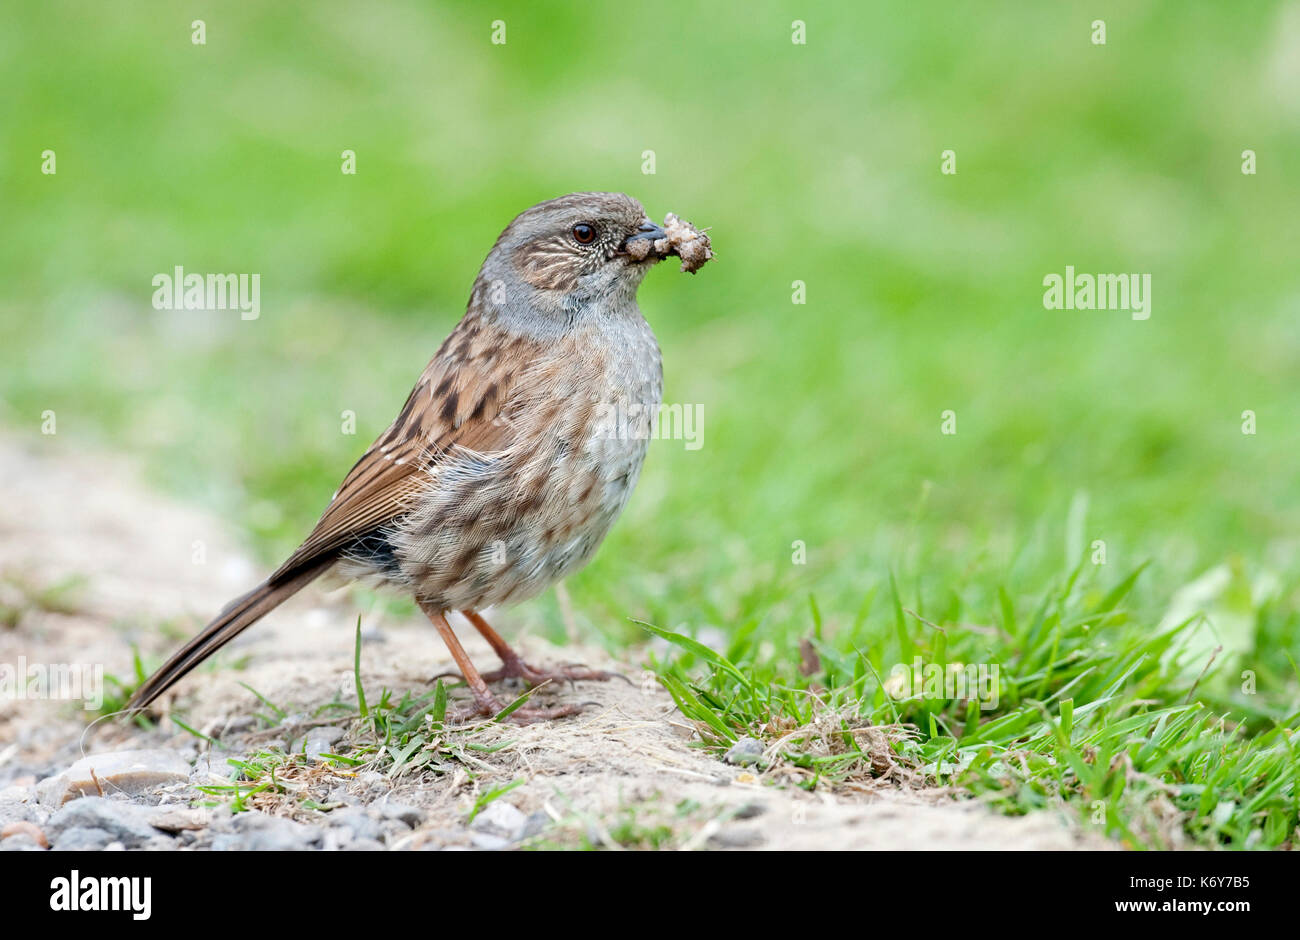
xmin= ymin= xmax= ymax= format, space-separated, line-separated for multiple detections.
xmin=0 ymin=435 xmax=1105 ymax=850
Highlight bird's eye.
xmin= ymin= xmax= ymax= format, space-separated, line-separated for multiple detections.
xmin=572 ymin=223 xmax=596 ymax=244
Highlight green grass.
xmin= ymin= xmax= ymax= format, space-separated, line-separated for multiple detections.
xmin=0 ymin=572 xmax=86 ymax=629
xmin=646 ymin=539 xmax=1300 ymax=849
xmin=526 ymin=793 xmax=739 ymax=851
xmin=6 ymin=1 xmax=1300 ymax=848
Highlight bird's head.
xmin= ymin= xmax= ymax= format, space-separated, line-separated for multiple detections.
xmin=474 ymin=192 xmax=671 ymax=325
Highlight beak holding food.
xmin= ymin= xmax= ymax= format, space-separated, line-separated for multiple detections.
xmin=622 ymin=220 xmax=670 ymax=262
xmin=622 ymin=214 xmax=714 ymax=273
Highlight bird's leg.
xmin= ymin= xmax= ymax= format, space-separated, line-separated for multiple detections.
xmin=459 ymin=609 xmax=628 ymax=687
xmin=416 ymin=600 xmax=582 ymax=723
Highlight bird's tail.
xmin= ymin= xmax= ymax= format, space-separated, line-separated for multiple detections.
xmin=125 ymin=558 xmax=333 ymax=714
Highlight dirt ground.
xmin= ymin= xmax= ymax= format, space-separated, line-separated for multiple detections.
xmin=0 ymin=435 xmax=1105 ymax=850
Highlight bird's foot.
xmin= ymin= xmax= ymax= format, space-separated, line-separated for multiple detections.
xmin=419 ymin=605 xmax=594 ymax=724
xmin=481 ymin=655 xmax=627 ymax=689
xmin=445 ymin=687 xmax=587 ymax=725
xmin=434 ymin=656 xmax=626 ymax=690
xmin=433 ymin=659 xmax=618 ymax=723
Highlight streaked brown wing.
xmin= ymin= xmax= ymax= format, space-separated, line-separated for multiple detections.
xmin=270 ymin=320 xmax=519 ymax=582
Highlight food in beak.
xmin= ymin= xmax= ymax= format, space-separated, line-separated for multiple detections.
xmin=626 ymin=213 xmax=714 ymax=273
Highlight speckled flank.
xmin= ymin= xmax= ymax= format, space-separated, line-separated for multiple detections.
xmin=337 ymin=312 xmax=663 ymax=612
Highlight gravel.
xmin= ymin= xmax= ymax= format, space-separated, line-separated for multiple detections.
xmin=46 ymin=797 xmax=162 ymax=849
xmin=210 ymin=811 xmax=321 ymax=851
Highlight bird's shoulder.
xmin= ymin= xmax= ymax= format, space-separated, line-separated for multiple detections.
xmin=270 ymin=316 xmax=545 ymax=580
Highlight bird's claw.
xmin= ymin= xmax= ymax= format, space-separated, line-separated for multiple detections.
xmin=446 ymin=695 xmax=587 ymax=726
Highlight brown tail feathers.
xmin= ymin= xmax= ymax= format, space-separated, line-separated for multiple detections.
xmin=125 ymin=558 xmax=334 ymax=714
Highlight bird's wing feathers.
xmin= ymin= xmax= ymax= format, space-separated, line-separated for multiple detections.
xmin=270 ymin=322 xmax=522 ymax=582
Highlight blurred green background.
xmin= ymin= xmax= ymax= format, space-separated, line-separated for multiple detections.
xmin=3 ymin=1 xmax=1299 ymax=657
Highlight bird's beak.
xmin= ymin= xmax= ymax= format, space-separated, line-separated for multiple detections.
xmin=623 ymin=220 xmax=667 ymax=249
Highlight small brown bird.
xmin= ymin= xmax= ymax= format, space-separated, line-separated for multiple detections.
xmin=127 ymin=192 xmax=711 ymax=722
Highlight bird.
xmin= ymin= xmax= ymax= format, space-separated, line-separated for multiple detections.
xmin=126 ymin=192 xmax=710 ymax=722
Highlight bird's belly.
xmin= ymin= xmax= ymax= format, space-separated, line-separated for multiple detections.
xmin=385 ymin=329 xmax=662 ymax=612
xmin=387 ymin=429 xmax=651 ymax=612
xmin=514 ymin=429 xmax=651 ymax=590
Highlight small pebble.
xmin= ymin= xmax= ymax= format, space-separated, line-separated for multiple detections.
xmin=302 ymin=727 xmax=345 ymax=761
xmin=1 ymin=820 xmax=48 ymax=848
xmin=471 ymin=801 xmax=528 ymax=841
xmin=46 ymin=797 xmax=161 ymax=849
xmin=37 ymin=750 xmax=191 ymax=807
xmin=210 ymin=811 xmax=320 ymax=851
xmin=0 ymin=833 xmax=45 ymax=851
xmin=52 ymin=826 xmax=116 ymax=851
xmin=724 ymin=737 xmax=765 ymax=766
xmin=376 ymin=802 xmax=424 ymax=828
xmin=708 ymin=828 xmax=766 ymax=849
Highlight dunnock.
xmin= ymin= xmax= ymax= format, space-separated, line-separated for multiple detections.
xmin=127 ymin=192 xmax=712 ymax=722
